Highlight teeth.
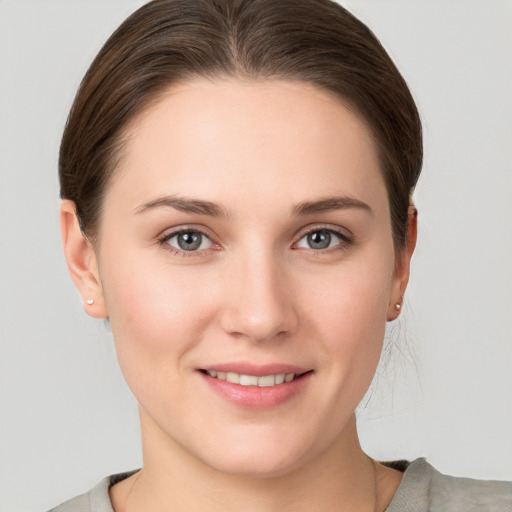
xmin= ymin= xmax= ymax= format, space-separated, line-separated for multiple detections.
xmin=257 ymin=375 xmax=275 ymax=387
xmin=206 ymin=371 xmax=297 ymax=387
xmin=240 ymin=374 xmax=258 ymax=386
xmin=226 ymin=372 xmax=240 ymax=384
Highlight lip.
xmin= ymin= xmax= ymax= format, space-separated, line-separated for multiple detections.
xmin=201 ymin=362 xmax=311 ymax=376
xmin=197 ymin=363 xmax=314 ymax=410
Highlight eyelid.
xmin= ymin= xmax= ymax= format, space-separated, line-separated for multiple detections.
xmin=293 ymin=224 xmax=353 ymax=250
xmin=157 ymin=225 xmax=220 ymax=255
xmin=156 ymin=223 xmax=353 ymax=255
xmin=295 ymin=223 xmax=353 ymax=241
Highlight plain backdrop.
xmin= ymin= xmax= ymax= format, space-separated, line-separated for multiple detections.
xmin=0 ymin=1 xmax=511 ymax=510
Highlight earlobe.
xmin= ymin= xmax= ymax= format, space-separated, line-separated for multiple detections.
xmin=387 ymin=206 xmax=418 ymax=321
xmin=60 ymin=200 xmax=108 ymax=319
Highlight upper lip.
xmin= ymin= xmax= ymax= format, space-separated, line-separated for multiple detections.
xmin=199 ymin=363 xmax=312 ymax=377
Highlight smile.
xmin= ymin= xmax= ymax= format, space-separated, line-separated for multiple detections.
xmin=199 ymin=366 xmax=313 ymax=409
xmin=204 ymin=370 xmax=297 ymax=387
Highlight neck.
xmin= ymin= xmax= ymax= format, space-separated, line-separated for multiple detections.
xmin=111 ymin=411 xmax=400 ymax=512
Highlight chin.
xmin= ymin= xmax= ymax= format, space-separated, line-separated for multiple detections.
xmin=194 ymin=428 xmax=320 ymax=479
xmin=205 ymin=451 xmax=307 ymax=479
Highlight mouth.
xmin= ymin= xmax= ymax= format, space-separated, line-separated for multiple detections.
xmin=198 ymin=364 xmax=314 ymax=408
xmin=199 ymin=369 xmax=308 ymax=387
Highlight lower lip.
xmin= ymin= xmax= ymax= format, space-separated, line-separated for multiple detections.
xmin=198 ymin=371 xmax=312 ymax=410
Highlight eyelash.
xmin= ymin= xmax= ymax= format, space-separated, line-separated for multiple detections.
xmin=294 ymin=226 xmax=353 ymax=254
xmin=157 ymin=227 xmax=216 ymax=257
xmin=157 ymin=225 xmax=353 ymax=257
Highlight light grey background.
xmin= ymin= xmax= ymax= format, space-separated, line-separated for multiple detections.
xmin=0 ymin=1 xmax=511 ymax=510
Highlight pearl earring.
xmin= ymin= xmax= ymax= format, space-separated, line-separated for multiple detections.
xmin=86 ymin=299 xmax=94 ymax=305
xmin=395 ymin=303 xmax=401 ymax=311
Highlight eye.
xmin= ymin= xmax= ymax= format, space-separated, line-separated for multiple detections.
xmin=164 ymin=230 xmax=213 ymax=252
xmin=296 ymin=229 xmax=346 ymax=250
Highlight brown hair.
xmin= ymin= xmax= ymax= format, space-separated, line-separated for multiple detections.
xmin=59 ymin=0 xmax=422 ymax=250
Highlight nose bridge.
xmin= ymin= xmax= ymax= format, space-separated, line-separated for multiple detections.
xmin=220 ymin=244 xmax=298 ymax=342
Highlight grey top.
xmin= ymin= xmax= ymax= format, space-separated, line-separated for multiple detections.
xmin=48 ymin=458 xmax=512 ymax=512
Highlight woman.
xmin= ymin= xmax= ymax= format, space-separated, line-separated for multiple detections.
xmin=43 ymin=0 xmax=511 ymax=510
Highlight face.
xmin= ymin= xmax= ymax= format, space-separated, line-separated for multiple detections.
xmin=85 ymin=79 xmax=407 ymax=476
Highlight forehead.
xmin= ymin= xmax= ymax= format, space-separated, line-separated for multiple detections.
xmin=112 ymin=78 xmax=387 ymax=215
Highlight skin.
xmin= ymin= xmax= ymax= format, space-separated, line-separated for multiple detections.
xmin=61 ymin=79 xmax=416 ymax=512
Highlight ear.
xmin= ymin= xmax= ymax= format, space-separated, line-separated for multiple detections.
xmin=60 ymin=200 xmax=108 ymax=319
xmin=387 ymin=206 xmax=418 ymax=321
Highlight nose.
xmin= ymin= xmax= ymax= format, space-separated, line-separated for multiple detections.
xmin=219 ymin=250 xmax=299 ymax=343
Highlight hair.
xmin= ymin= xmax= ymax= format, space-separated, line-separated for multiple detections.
xmin=59 ymin=0 xmax=422 ymax=250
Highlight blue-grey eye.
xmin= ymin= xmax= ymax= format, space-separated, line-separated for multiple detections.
xmin=167 ymin=231 xmax=212 ymax=251
xmin=297 ymin=229 xmax=342 ymax=250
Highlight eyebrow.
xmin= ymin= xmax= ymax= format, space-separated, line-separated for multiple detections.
xmin=292 ymin=196 xmax=372 ymax=216
xmin=134 ymin=194 xmax=372 ymax=218
xmin=134 ymin=195 xmax=231 ymax=218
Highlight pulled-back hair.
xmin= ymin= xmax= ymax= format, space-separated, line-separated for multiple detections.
xmin=59 ymin=0 xmax=422 ymax=250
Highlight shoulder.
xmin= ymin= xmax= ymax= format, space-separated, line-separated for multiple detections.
xmin=47 ymin=491 xmax=92 ymax=512
xmin=47 ymin=471 xmax=137 ymax=512
xmin=386 ymin=458 xmax=512 ymax=512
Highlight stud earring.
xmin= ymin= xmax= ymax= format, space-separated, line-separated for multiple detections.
xmin=86 ymin=299 xmax=94 ymax=305
xmin=395 ymin=303 xmax=401 ymax=311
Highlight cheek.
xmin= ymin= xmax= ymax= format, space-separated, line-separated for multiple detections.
xmin=301 ymin=255 xmax=393 ymax=385
xmin=306 ymin=258 xmax=392 ymax=337
xmin=100 ymin=257 xmax=219 ymax=387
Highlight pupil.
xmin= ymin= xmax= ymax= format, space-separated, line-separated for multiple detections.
xmin=308 ymin=230 xmax=331 ymax=249
xmin=178 ymin=232 xmax=201 ymax=251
